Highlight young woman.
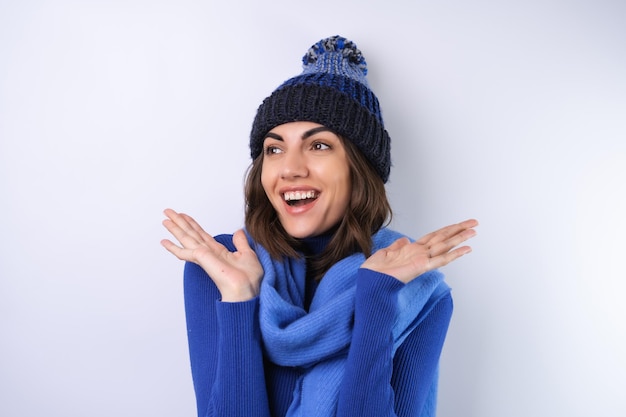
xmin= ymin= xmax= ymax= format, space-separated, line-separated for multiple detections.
xmin=161 ymin=35 xmax=478 ymax=417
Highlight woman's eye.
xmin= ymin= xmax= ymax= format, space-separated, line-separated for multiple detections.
xmin=312 ymin=142 xmax=330 ymax=151
xmin=264 ymin=145 xmax=282 ymax=155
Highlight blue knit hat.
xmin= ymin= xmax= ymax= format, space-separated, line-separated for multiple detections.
xmin=250 ymin=35 xmax=391 ymax=183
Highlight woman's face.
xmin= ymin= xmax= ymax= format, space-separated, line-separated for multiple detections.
xmin=261 ymin=121 xmax=351 ymax=239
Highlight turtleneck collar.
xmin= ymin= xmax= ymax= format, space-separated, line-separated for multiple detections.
xmin=299 ymin=232 xmax=333 ymax=257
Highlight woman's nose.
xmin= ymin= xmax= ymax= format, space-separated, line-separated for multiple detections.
xmin=281 ymin=150 xmax=308 ymax=179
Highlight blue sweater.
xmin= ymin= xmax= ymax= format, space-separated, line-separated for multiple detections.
xmin=183 ymin=234 xmax=453 ymax=417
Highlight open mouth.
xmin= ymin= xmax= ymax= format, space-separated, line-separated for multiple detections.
xmin=283 ymin=190 xmax=318 ymax=207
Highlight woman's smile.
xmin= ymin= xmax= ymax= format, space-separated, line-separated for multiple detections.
xmin=283 ymin=189 xmax=318 ymax=205
xmin=282 ymin=188 xmax=319 ymax=213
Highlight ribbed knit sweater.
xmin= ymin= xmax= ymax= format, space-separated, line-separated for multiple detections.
xmin=183 ymin=233 xmax=453 ymax=417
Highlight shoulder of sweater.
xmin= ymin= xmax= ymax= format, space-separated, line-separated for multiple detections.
xmin=432 ymin=291 xmax=453 ymax=317
xmin=356 ymin=268 xmax=453 ymax=322
xmin=214 ymin=233 xmax=236 ymax=252
xmin=395 ymin=291 xmax=453 ymax=351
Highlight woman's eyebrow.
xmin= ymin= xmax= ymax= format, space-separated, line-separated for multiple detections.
xmin=264 ymin=132 xmax=283 ymax=141
xmin=302 ymin=126 xmax=333 ymax=140
xmin=264 ymin=126 xmax=333 ymax=142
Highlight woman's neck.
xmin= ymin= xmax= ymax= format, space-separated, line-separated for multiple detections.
xmin=299 ymin=233 xmax=333 ymax=257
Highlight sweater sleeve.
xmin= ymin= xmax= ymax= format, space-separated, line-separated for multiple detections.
xmin=183 ymin=235 xmax=270 ymax=417
xmin=336 ymin=269 xmax=453 ymax=417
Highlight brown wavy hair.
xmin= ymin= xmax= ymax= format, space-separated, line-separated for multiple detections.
xmin=244 ymin=135 xmax=392 ymax=281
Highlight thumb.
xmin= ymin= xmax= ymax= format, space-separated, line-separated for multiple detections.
xmin=385 ymin=237 xmax=411 ymax=252
xmin=232 ymin=229 xmax=253 ymax=253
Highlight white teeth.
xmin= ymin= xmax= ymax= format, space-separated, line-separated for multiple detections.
xmin=284 ymin=191 xmax=317 ymax=201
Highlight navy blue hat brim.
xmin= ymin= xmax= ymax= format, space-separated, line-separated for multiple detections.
xmin=250 ymin=83 xmax=391 ymax=183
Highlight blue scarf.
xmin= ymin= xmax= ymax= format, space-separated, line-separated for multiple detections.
xmin=250 ymin=228 xmax=448 ymax=417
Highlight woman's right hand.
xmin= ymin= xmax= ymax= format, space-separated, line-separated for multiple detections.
xmin=161 ymin=208 xmax=264 ymax=302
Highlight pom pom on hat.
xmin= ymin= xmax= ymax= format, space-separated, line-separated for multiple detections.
xmin=250 ymin=35 xmax=391 ymax=183
xmin=302 ymin=36 xmax=368 ymax=79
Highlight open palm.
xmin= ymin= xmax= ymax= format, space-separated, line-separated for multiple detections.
xmin=361 ymin=219 xmax=478 ymax=283
xmin=161 ymin=208 xmax=263 ymax=302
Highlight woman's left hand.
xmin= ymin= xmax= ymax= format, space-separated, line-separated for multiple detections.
xmin=361 ymin=219 xmax=478 ymax=284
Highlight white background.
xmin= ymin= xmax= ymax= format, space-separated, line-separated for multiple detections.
xmin=1 ymin=1 xmax=625 ymax=416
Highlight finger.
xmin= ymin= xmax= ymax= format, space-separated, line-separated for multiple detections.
xmin=163 ymin=209 xmax=218 ymax=250
xmin=179 ymin=213 xmax=205 ymax=234
xmin=162 ymin=216 xmax=210 ymax=252
xmin=173 ymin=212 xmax=229 ymax=254
xmin=183 ymin=214 xmax=229 ymax=254
xmin=420 ymin=220 xmax=476 ymax=245
xmin=428 ymin=245 xmax=473 ymax=269
xmin=160 ymin=238 xmax=192 ymax=261
xmin=427 ymin=227 xmax=477 ymax=258
xmin=162 ymin=216 xmax=193 ymax=241
xmin=416 ymin=219 xmax=479 ymax=247
xmin=160 ymin=238 xmax=179 ymax=253
xmin=164 ymin=208 xmax=196 ymax=231
xmin=163 ymin=208 xmax=177 ymax=218
xmin=232 ymin=229 xmax=253 ymax=254
xmin=385 ymin=237 xmax=411 ymax=252
xmin=178 ymin=213 xmax=222 ymax=249
xmin=163 ymin=209 xmax=197 ymax=235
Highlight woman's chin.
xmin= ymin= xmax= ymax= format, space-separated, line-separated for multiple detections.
xmin=285 ymin=228 xmax=316 ymax=240
xmin=282 ymin=222 xmax=340 ymax=240
xmin=282 ymin=222 xmax=325 ymax=240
